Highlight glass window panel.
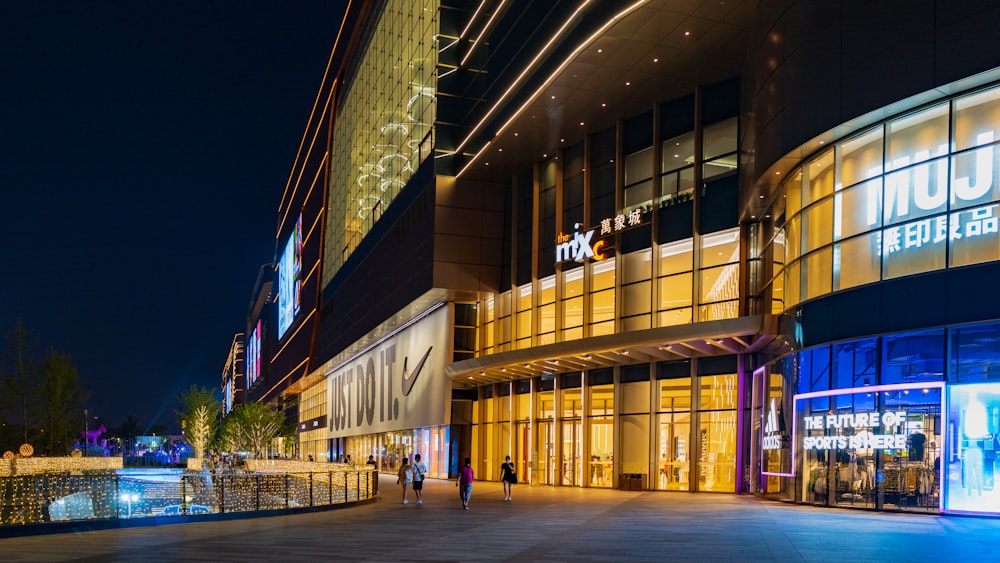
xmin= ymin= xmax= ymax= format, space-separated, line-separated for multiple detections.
xmin=698 ymin=410 xmax=736 ymax=492
xmin=562 ymin=296 xmax=584 ymax=329
xmin=515 ymin=393 xmax=530 ymax=421
xmin=659 ymin=239 xmax=693 ymax=275
xmin=563 ymin=267 xmax=584 ymax=298
xmin=498 ymin=316 xmax=511 ymax=346
xmin=701 ymin=228 xmax=740 ymax=268
xmin=516 ymin=310 xmax=531 ymax=340
xmin=949 ymin=205 xmax=1000 ymax=267
xmin=950 ymin=145 xmax=1000 ymax=212
xmin=625 ymin=180 xmax=654 ymax=210
xmin=662 ymin=132 xmax=695 ymax=173
xmin=883 ymin=157 xmax=949 ymax=226
xmin=625 ymin=146 xmax=654 ymax=185
xmin=623 ymin=249 xmax=652 ymax=283
xmin=562 ymin=387 xmax=582 ymax=418
xmin=703 ymin=155 xmax=738 ymax=181
xmin=539 ymin=275 xmax=556 ymax=304
xmin=950 ymin=323 xmax=1000 ymax=383
xmin=537 ymin=390 xmax=555 ymax=419
xmin=954 ymin=87 xmax=1000 ymax=151
xmin=784 ymin=216 xmax=801 ymax=263
xmin=784 ymin=261 xmax=801 ymax=308
xmin=562 ymin=327 xmax=583 ymax=341
xmin=590 ymin=289 xmax=615 ymax=324
xmin=678 ymin=166 xmax=695 ymax=194
xmin=589 ymin=385 xmax=614 ymax=416
xmin=802 ymin=150 xmax=834 ymax=208
xmin=591 ymin=320 xmax=615 ymax=336
xmin=882 ymin=329 xmax=945 ymax=383
xmin=833 ymin=232 xmax=881 ymax=290
xmin=802 ymin=248 xmax=832 ymax=300
xmin=882 ymin=220 xmax=947 ymax=279
xmin=658 ymin=308 xmax=692 ymax=327
xmin=801 ymin=198 xmax=834 ymax=253
xmin=517 ymin=284 xmax=532 ymax=311
xmin=840 ymin=127 xmax=884 ymax=188
xmin=835 ymin=179 xmax=882 ymax=240
xmin=660 ymin=171 xmax=679 ymax=201
xmin=703 ymin=118 xmax=737 ymax=160
xmin=659 ymin=378 xmax=691 ymax=411
xmin=591 ymin=258 xmax=615 ymax=291
xmin=770 ymin=275 xmax=785 ymax=314
xmin=539 ymin=304 xmax=555 ymax=334
xmin=832 ymin=339 xmax=877 ymax=390
xmin=498 ymin=291 xmax=511 ymax=316
xmin=700 ymin=264 xmax=740 ymax=304
xmin=785 ymin=170 xmax=803 ymax=218
xmin=699 ymin=374 xmax=737 ymax=410
xmin=887 ymin=103 xmax=949 ymax=171
xmin=699 ymin=300 xmax=738 ymax=321
xmin=623 ymin=280 xmax=651 ymax=316
xmin=538 ymin=333 xmax=555 ymax=345
xmin=658 ymin=272 xmax=693 ymax=310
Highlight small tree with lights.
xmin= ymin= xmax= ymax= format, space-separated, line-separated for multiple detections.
xmin=222 ymin=402 xmax=285 ymax=459
xmin=176 ymin=385 xmax=218 ymax=460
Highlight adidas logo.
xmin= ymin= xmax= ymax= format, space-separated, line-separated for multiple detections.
xmin=765 ymin=398 xmax=779 ymax=433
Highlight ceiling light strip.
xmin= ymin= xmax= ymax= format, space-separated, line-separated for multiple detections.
xmin=460 ymin=0 xmax=509 ymax=68
xmin=453 ymin=0 xmax=593 ymax=156
xmin=459 ymin=0 xmax=490 ymax=40
xmin=457 ymin=0 xmax=650 ymax=177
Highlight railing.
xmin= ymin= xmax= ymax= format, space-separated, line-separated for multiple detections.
xmin=0 ymin=468 xmax=377 ymax=527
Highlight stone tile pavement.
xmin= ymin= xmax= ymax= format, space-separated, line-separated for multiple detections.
xmin=1 ymin=475 xmax=999 ymax=562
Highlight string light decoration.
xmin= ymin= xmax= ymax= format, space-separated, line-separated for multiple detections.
xmin=0 ymin=458 xmax=375 ymax=525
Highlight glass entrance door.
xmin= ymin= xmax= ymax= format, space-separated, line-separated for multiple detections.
xmin=515 ymin=421 xmax=531 ymax=483
xmin=657 ymin=415 xmax=690 ymax=490
xmin=562 ymin=420 xmax=582 ymax=486
xmin=536 ymin=421 xmax=555 ymax=485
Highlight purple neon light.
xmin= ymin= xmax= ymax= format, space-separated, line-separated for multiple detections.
xmin=760 ymin=381 xmax=944 ymax=479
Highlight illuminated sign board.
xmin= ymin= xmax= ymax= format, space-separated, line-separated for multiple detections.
xmin=555 ymin=209 xmax=645 ymax=265
xmin=247 ymin=320 xmax=261 ymax=387
xmin=760 ymin=382 xmax=945 ymax=478
xmin=277 ymin=214 xmax=302 ymax=339
xmin=762 ymin=398 xmax=785 ymax=450
xmin=944 ymin=382 xmax=1000 ymax=515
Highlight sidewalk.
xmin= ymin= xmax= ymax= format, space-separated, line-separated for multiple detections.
xmin=2 ymin=475 xmax=1000 ymax=562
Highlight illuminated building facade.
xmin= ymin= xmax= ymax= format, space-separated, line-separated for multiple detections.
xmin=250 ymin=0 xmax=1000 ymax=515
xmin=221 ymin=333 xmax=244 ymax=416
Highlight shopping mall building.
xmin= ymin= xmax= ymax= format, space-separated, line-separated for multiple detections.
xmin=243 ymin=0 xmax=1000 ymax=516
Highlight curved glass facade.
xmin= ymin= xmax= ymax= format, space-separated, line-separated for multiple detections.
xmin=760 ymin=85 xmax=1000 ymax=312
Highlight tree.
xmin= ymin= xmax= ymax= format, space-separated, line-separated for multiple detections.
xmin=222 ymin=402 xmax=285 ymax=459
xmin=3 ymin=318 xmax=37 ymax=446
xmin=176 ymin=385 xmax=218 ymax=459
xmin=35 ymin=347 xmax=87 ymax=455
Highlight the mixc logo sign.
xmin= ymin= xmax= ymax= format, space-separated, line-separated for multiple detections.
xmin=555 ymin=210 xmax=645 ymax=265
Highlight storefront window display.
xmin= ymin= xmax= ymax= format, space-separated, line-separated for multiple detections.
xmin=588 ymin=384 xmax=614 ymax=487
xmin=657 ymin=376 xmax=691 ymax=491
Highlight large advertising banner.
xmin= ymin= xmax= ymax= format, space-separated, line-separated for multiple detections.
xmin=327 ymin=304 xmax=451 ymax=438
xmin=944 ymin=382 xmax=1000 ymax=514
xmin=277 ymin=215 xmax=302 ymax=339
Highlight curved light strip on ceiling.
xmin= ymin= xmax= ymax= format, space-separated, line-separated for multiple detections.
xmin=457 ymin=0 xmax=650 ymax=178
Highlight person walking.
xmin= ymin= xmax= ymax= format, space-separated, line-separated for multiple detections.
xmin=500 ymin=455 xmax=517 ymax=501
xmin=411 ymin=453 xmax=428 ymax=504
xmin=397 ymin=457 xmax=412 ymax=504
xmin=456 ymin=457 xmax=474 ymax=510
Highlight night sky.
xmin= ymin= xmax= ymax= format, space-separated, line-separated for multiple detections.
xmin=0 ymin=2 xmax=346 ymax=432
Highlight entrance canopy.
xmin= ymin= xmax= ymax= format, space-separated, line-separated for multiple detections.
xmin=446 ymin=314 xmax=777 ymax=387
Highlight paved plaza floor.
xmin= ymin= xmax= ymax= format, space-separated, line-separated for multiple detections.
xmin=2 ymin=475 xmax=1000 ymax=562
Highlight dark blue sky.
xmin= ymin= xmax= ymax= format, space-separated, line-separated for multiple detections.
xmin=0 ymin=2 xmax=346 ymax=431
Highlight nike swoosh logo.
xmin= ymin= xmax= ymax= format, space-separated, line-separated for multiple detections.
xmin=401 ymin=346 xmax=433 ymax=396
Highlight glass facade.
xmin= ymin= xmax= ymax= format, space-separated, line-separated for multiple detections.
xmin=323 ymin=0 xmax=438 ymax=286
xmin=760 ymin=85 xmax=1000 ymax=311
